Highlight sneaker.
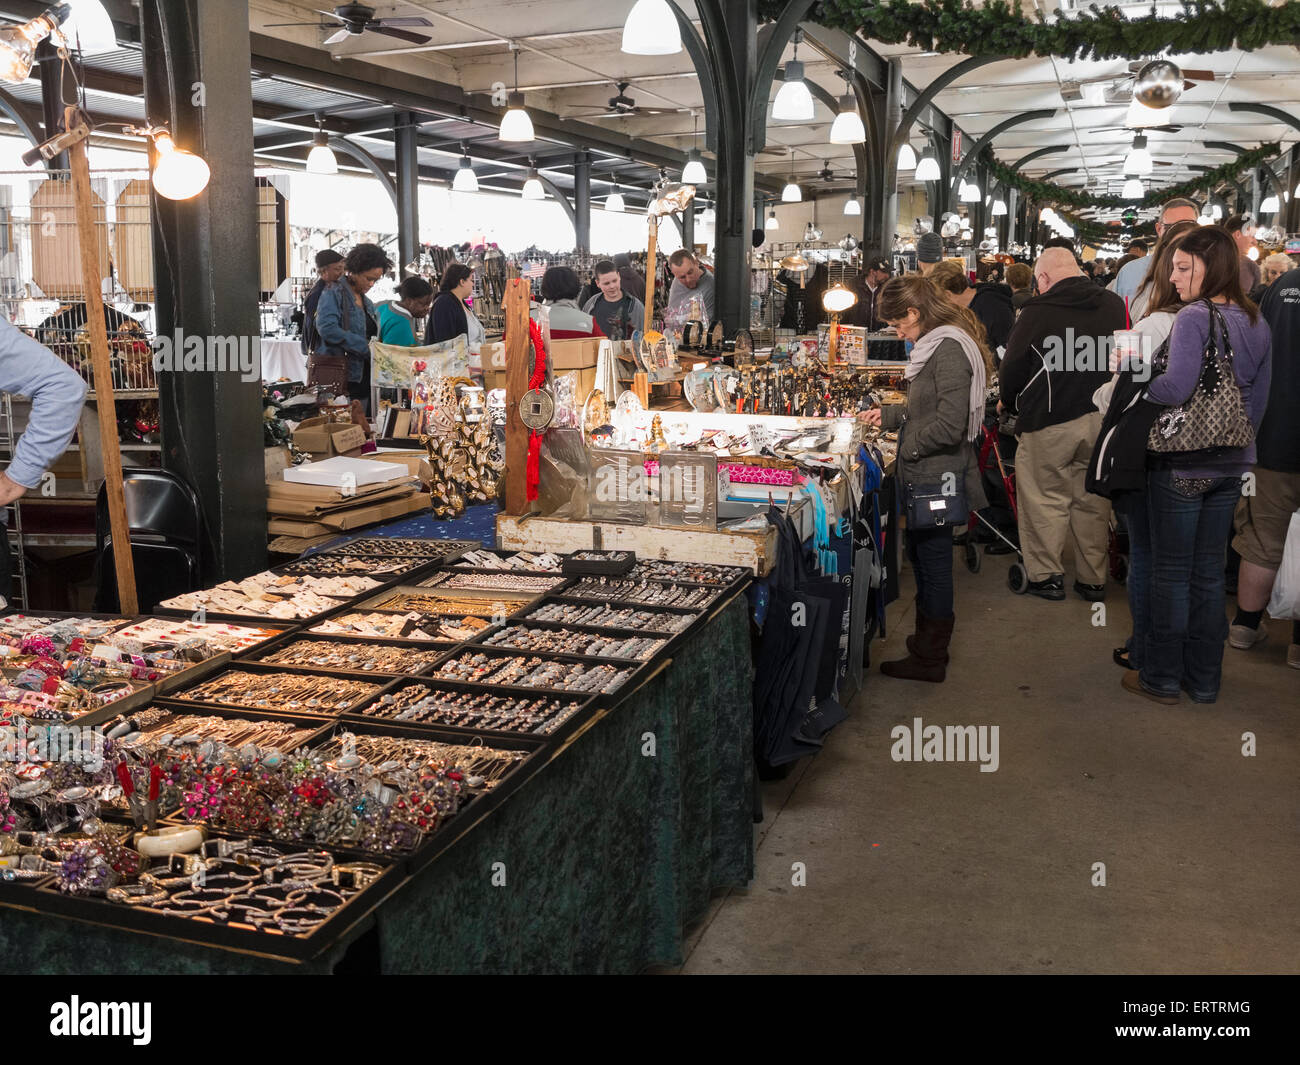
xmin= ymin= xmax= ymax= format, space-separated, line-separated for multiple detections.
xmin=1228 ymin=624 xmax=1268 ymax=650
xmin=1121 ymin=669 xmax=1179 ymax=705
xmin=1074 ymin=581 xmax=1106 ymax=602
xmin=1026 ymin=575 xmax=1065 ymax=601
xmin=1288 ymin=644 xmax=1300 ymax=670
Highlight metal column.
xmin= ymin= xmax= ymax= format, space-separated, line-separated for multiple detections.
xmin=35 ymin=41 xmax=69 ymax=170
xmin=395 ymin=111 xmax=420 ymax=272
xmin=141 ymin=0 xmax=266 ymax=581
xmin=573 ymin=150 xmax=591 ymax=253
xmin=681 ymin=202 xmax=695 ymax=251
xmin=878 ymin=58 xmax=903 ymax=254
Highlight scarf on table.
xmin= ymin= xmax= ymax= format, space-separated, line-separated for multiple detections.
xmin=903 ymin=324 xmax=986 ymax=442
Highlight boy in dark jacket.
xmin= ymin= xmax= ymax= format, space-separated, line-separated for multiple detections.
xmin=999 ymin=248 xmax=1126 ymax=600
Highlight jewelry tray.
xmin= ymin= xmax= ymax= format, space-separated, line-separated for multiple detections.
xmin=234 ymin=631 xmax=460 ymax=679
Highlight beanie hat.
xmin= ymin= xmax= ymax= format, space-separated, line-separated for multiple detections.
xmin=916 ymin=231 xmax=943 ymax=263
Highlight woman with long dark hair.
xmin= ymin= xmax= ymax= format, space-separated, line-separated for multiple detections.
xmin=1093 ymin=219 xmax=1195 ymax=672
xmin=859 ymin=276 xmax=991 ymax=682
xmin=426 ymin=263 xmax=473 ymax=345
xmin=1123 ymin=226 xmax=1272 ymax=704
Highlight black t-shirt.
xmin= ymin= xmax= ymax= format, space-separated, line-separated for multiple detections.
xmin=589 ymin=295 xmax=635 ymax=340
xmin=1257 ymin=268 xmax=1300 ymax=472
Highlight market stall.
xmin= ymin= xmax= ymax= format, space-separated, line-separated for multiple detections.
xmin=0 ymin=541 xmax=753 ymax=973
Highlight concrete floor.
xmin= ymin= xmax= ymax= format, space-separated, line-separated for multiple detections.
xmin=674 ymin=551 xmax=1300 ymax=974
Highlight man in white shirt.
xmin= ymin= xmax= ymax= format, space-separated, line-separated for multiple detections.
xmin=1109 ymin=198 xmax=1200 ymax=299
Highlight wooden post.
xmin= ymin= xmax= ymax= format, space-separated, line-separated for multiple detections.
xmin=632 ymin=372 xmax=649 ymax=409
xmin=67 ymin=107 xmax=137 ymax=614
xmin=644 ymin=214 xmax=658 ymax=334
xmin=502 ymin=277 xmax=532 ymax=515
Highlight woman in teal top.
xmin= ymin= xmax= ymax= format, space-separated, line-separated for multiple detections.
xmin=377 ymin=276 xmax=434 ymax=346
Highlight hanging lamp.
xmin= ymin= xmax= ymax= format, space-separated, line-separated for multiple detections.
xmin=773 ymin=30 xmax=814 ymax=122
xmin=499 ymin=45 xmax=535 ymax=142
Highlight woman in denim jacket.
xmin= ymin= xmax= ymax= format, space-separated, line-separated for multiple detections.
xmin=312 ymin=243 xmax=391 ymax=412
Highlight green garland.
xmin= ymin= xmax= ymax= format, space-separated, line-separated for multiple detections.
xmin=982 ymin=142 xmax=1281 ymax=211
xmin=768 ymin=0 xmax=1300 ymax=61
xmin=1051 ymin=209 xmax=1157 ymax=245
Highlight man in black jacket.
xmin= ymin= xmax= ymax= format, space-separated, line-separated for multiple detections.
xmin=1229 ymin=266 xmax=1300 ymax=667
xmin=999 ymin=247 xmax=1126 ymax=600
xmin=300 ymin=249 xmax=344 ymax=356
xmin=844 ymin=256 xmax=892 ymax=330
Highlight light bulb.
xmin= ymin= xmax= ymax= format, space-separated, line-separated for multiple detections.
xmin=897 ymin=142 xmax=917 ymax=170
xmin=499 ymin=93 xmax=534 ymax=142
xmin=1260 ymin=193 xmax=1280 ymax=213
xmin=681 ymin=149 xmax=707 ymax=184
xmin=960 ymin=181 xmax=980 ymax=203
xmin=305 ymin=130 xmax=337 ymax=175
xmin=1212 ymin=203 xmax=1223 ymax=220
xmin=773 ymin=61 xmax=814 ymax=122
xmin=621 ymin=0 xmax=681 ymax=56
xmin=151 ymin=131 xmax=210 ymax=200
xmin=991 ymin=199 xmax=1007 ymax=216
xmin=844 ymin=195 xmax=861 ymax=216
xmin=1124 ymin=135 xmax=1152 ymax=177
xmin=0 ymin=4 xmax=64 ymax=84
xmin=1198 ymin=214 xmax=1214 ymax=225
xmin=522 ymin=168 xmax=544 ymax=199
xmin=1122 ymin=178 xmax=1144 ymax=200
xmin=914 ymin=153 xmax=940 ymax=182
xmin=781 ymin=179 xmax=801 ymax=203
xmin=829 ymin=95 xmax=865 ymax=145
xmin=605 ymin=189 xmax=625 ymax=213
xmin=765 ymin=210 xmax=778 ymax=230
xmin=1247 ymin=245 xmax=1259 ymax=261
xmin=822 ymin=284 xmax=857 ymax=314
xmin=453 ymin=156 xmax=478 ymax=192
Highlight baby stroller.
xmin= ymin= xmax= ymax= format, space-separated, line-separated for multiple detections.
xmin=960 ymin=407 xmax=1029 ymax=591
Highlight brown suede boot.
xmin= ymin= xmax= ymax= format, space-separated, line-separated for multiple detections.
xmin=882 ymin=614 xmax=954 ymax=683
xmin=906 ymin=605 xmax=950 ymax=665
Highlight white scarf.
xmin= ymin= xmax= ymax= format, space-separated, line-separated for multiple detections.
xmin=903 ymin=324 xmax=987 ymax=442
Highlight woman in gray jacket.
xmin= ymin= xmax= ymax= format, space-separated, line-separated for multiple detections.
xmin=860 ymin=275 xmax=992 ymax=682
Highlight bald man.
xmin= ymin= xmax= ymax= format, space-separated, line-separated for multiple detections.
xmin=999 ymin=246 xmax=1127 ymax=601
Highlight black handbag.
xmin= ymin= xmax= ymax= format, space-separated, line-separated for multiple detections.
xmin=904 ymin=480 xmax=968 ymax=528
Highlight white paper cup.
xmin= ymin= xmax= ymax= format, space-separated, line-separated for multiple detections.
xmin=1111 ymin=329 xmax=1142 ymax=372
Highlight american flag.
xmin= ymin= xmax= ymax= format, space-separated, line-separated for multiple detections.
xmin=521 ymin=261 xmax=547 ymax=280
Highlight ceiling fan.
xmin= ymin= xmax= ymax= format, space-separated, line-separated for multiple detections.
xmin=570 ymin=82 xmax=689 ymax=119
xmin=266 ymin=4 xmax=433 ymax=46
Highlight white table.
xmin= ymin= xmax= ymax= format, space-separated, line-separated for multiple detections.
xmin=262 ymin=337 xmax=309 ymax=383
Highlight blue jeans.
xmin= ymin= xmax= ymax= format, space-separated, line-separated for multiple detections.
xmin=1115 ymin=490 xmax=1150 ymax=671
xmin=907 ymin=524 xmax=955 ymax=619
xmin=1141 ymin=470 xmax=1238 ymax=700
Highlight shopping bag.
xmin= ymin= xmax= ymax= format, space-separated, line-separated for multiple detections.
xmin=1266 ymin=510 xmax=1300 ymax=620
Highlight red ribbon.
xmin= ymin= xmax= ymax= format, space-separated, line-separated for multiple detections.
xmin=148 ymin=764 xmax=162 ymax=802
xmin=525 ymin=317 xmax=548 ymax=502
xmin=115 ymin=760 xmax=134 ymax=798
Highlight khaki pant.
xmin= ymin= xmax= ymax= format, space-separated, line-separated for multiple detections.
xmin=1016 ymin=411 xmax=1112 ymax=584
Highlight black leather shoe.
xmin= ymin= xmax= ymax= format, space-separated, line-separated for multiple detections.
xmin=1074 ymin=581 xmax=1106 ymax=602
xmin=1113 ymin=647 xmax=1135 ymax=670
xmin=1026 ymin=575 xmax=1065 ymax=601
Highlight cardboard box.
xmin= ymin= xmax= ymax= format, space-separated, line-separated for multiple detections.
xmin=292 ymin=416 xmax=367 ymax=457
xmin=550 ymin=337 xmax=600 ymax=370
xmin=266 ymin=477 xmax=417 ymax=517
xmin=284 ymin=456 xmax=409 ymax=488
xmin=264 ymin=446 xmax=292 ymax=483
xmin=372 ymin=452 xmax=424 ymax=477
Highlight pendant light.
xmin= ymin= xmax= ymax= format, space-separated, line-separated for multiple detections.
xmin=829 ymin=69 xmax=865 ymax=145
xmin=521 ymin=164 xmax=544 ymax=200
xmin=605 ymin=174 xmax=625 ymax=213
xmin=766 ymin=208 xmax=779 ymax=230
xmin=305 ymin=116 xmax=337 ymax=175
xmin=897 ymin=142 xmax=917 ymax=170
xmin=681 ymin=114 xmax=707 ymax=183
xmin=773 ymin=31 xmax=814 ymax=122
xmin=1121 ymin=177 xmax=1144 ymax=200
xmin=1124 ymin=134 xmax=1152 ymax=177
xmin=991 ymin=198 xmax=1007 ymax=216
xmin=844 ymin=194 xmax=861 ymax=216
xmin=621 ymin=0 xmax=681 ymax=56
xmin=1260 ymin=193 xmax=1280 ymax=214
xmin=60 ymin=1 xmax=116 ymax=55
xmin=499 ymin=45 xmax=535 ymax=143
xmin=453 ymin=150 xmax=478 ymax=193
xmin=0 ymin=4 xmax=65 ymax=83
xmin=914 ymin=149 xmax=941 ymax=182
xmin=781 ymin=148 xmax=801 ymax=203
xmin=960 ymin=180 xmax=981 ymax=203
xmin=699 ymin=200 xmax=716 ymax=225
xmin=1212 ymin=202 xmax=1223 ymax=220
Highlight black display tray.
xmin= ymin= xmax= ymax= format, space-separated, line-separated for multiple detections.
xmin=28 ymin=834 xmax=406 ymax=963
xmin=353 ymin=584 xmax=541 ymax=619
xmin=304 ymin=606 xmax=493 ymax=644
xmin=235 ymin=631 xmax=459 ymax=679
xmin=342 ymin=677 xmax=597 ymax=743
xmin=160 ymin=662 xmax=402 ymax=719
xmin=445 ymin=547 xmax=566 ymax=575
xmin=424 ymin=644 xmax=651 ymax=703
xmin=560 ymin=550 xmax=637 ymax=577
xmin=316 ymin=537 xmax=479 ymax=561
xmin=519 ymin=595 xmax=702 ymax=636
xmin=559 ymin=577 xmax=725 ymax=610
xmin=468 ymin=620 xmax=670 ymax=664
xmin=415 ymin=569 xmax=572 ymax=594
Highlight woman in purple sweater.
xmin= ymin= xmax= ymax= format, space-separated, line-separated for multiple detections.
xmin=1124 ymin=226 xmax=1272 ymax=705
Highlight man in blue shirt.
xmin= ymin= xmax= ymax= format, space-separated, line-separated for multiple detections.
xmin=0 ymin=317 xmax=88 ymax=606
xmin=1109 ymin=198 xmax=1200 ymax=300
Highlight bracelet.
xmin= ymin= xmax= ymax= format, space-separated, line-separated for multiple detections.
xmin=135 ymin=826 xmax=207 ymax=857
xmin=106 ymin=881 xmax=169 ymax=906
